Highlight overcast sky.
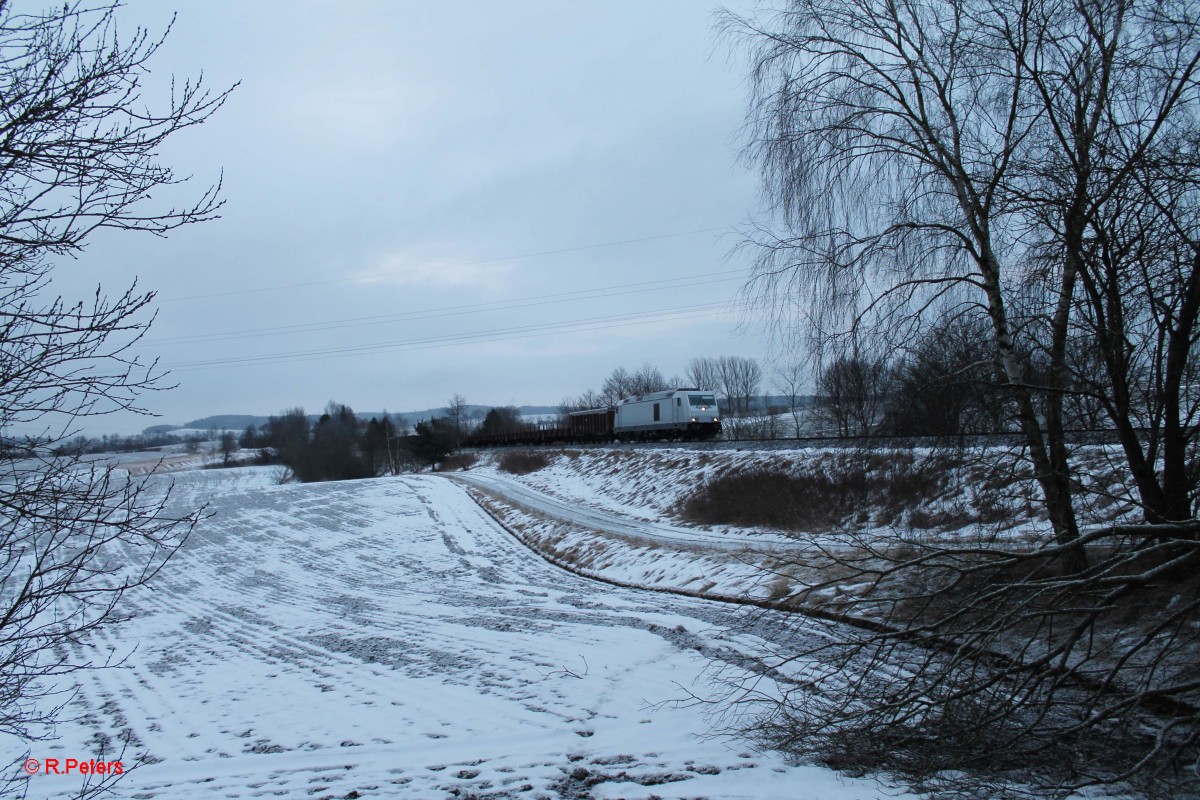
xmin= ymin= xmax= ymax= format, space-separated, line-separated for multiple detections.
xmin=59 ymin=0 xmax=774 ymax=434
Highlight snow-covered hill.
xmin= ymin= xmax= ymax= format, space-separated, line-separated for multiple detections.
xmin=12 ymin=466 xmax=910 ymax=800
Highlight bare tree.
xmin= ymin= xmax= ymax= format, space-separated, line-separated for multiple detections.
xmin=733 ymin=357 xmax=763 ymax=416
xmin=735 ymin=524 xmax=1200 ymax=798
xmin=772 ymin=358 xmax=808 ymax=437
xmin=726 ymin=0 xmax=1200 ymax=561
xmin=600 ymin=363 xmax=668 ymax=404
xmin=577 ymin=389 xmax=606 ymax=410
xmin=716 ymin=355 xmax=762 ymax=417
xmin=685 ymin=356 xmax=723 ymax=393
xmin=725 ymin=0 xmax=1081 ymax=563
xmin=600 ymin=366 xmax=634 ymax=406
xmin=722 ymin=0 xmax=1200 ymax=791
xmin=445 ymin=393 xmax=469 ymax=436
xmin=559 ymin=389 xmax=606 ymax=416
xmin=0 ymin=2 xmax=232 ymax=789
xmin=219 ymin=431 xmax=238 ymax=466
xmin=629 ymin=362 xmax=669 ymax=395
xmin=813 ymin=353 xmax=889 ymax=436
xmin=880 ymin=310 xmax=1006 ymax=437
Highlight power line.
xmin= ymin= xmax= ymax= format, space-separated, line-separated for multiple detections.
xmin=150 ymin=269 xmax=746 ymax=346
xmin=161 ymin=225 xmax=731 ymax=303
xmin=166 ymin=301 xmax=741 ymax=371
xmin=167 ymin=302 xmax=731 ymax=368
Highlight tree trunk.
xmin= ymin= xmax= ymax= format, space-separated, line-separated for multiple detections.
xmin=978 ymin=241 xmax=1089 ymax=573
xmin=1160 ymin=248 xmax=1200 ymax=523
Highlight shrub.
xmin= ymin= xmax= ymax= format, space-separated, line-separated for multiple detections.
xmin=498 ymin=451 xmax=550 ymax=475
xmin=679 ymin=454 xmax=951 ymax=531
xmin=440 ymin=453 xmax=478 ymax=471
xmin=680 ymin=468 xmax=858 ymax=530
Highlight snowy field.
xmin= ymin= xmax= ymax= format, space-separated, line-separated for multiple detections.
xmin=11 ymin=466 xmax=909 ymax=800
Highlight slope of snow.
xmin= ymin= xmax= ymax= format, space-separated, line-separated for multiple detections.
xmin=453 ymin=471 xmax=795 ymax=551
xmin=462 ymin=445 xmax=1136 ymax=544
xmin=11 ymin=466 xmax=911 ymax=800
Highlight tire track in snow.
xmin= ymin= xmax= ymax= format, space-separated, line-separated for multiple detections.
xmin=21 ymin=468 xmax=896 ymax=800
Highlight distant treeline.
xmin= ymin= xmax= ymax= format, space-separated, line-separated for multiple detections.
xmin=56 ymin=430 xmax=211 ymax=455
xmin=243 ymin=403 xmax=465 ymax=482
xmin=144 ymin=406 xmax=564 ymax=439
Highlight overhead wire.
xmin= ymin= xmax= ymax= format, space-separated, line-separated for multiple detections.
xmin=150 ymin=269 xmax=747 ymax=346
xmin=161 ymin=226 xmax=730 ymax=303
xmin=157 ymin=224 xmax=744 ymax=373
xmin=165 ymin=301 xmax=742 ymax=371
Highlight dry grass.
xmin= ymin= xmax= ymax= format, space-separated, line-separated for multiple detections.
xmin=675 ymin=451 xmax=1017 ymax=532
xmin=440 ymin=453 xmax=478 ymax=471
xmin=498 ymin=450 xmax=551 ymax=475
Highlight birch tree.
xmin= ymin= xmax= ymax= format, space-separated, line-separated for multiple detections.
xmin=722 ymin=0 xmax=1200 ymax=792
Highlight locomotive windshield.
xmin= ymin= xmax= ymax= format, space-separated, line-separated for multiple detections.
xmin=688 ymin=394 xmax=717 ymax=407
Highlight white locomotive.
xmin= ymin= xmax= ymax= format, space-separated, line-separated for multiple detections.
xmin=465 ymin=388 xmax=722 ymax=446
xmin=613 ymin=388 xmax=720 ymax=440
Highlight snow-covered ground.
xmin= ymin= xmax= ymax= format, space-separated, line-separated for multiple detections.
xmin=63 ymin=444 xmax=256 ymax=475
xmin=453 ymin=471 xmax=795 ymax=552
xmin=451 ymin=472 xmax=795 ymax=604
xmin=447 ymin=447 xmax=1034 ymax=607
xmin=444 ymin=445 xmax=1143 ymax=627
xmin=459 ymin=447 xmax=1025 ymax=533
xmin=10 ymin=466 xmax=910 ymax=800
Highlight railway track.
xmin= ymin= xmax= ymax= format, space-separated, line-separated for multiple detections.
xmin=462 ymin=427 xmax=1139 ymax=453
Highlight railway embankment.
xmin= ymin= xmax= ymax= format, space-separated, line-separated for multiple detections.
xmin=446 ymin=444 xmax=1142 ymax=610
xmin=457 ymin=479 xmax=783 ymax=605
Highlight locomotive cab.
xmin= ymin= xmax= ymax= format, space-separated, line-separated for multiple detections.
xmin=681 ymin=391 xmax=720 ymax=436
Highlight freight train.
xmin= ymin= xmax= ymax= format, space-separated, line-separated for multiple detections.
xmin=462 ymin=389 xmax=721 ymax=447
